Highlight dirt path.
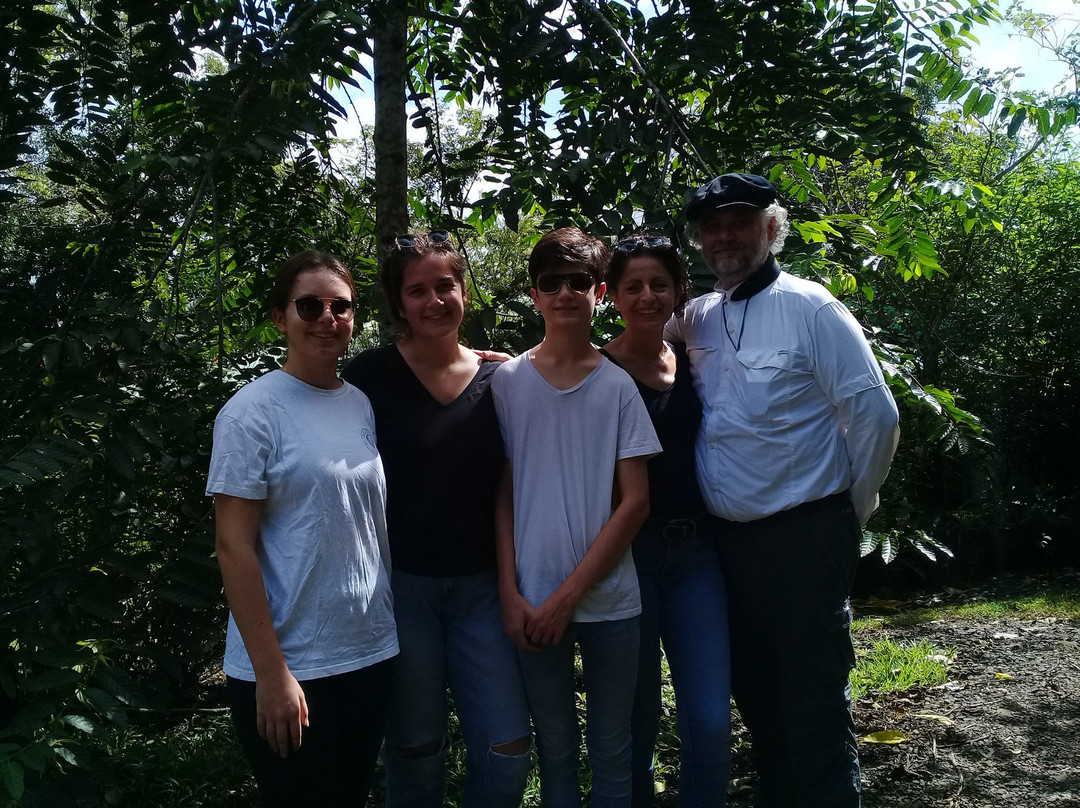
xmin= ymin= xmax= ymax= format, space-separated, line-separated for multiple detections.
xmin=853 ymin=614 xmax=1080 ymax=807
xmin=723 ymin=592 xmax=1080 ymax=807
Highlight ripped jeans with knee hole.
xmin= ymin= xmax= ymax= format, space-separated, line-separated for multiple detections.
xmin=385 ymin=569 xmax=533 ymax=808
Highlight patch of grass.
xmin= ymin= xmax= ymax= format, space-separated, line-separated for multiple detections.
xmin=850 ymin=638 xmax=952 ymax=700
xmin=854 ymin=586 xmax=1080 ymax=630
xmin=950 ymin=591 xmax=1080 ymax=620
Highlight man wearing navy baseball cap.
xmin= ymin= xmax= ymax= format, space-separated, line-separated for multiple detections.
xmin=666 ymin=173 xmax=899 ymax=807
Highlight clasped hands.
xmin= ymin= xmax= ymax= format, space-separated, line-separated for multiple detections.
xmin=502 ymin=591 xmax=574 ymax=651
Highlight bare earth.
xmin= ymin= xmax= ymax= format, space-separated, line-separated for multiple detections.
xmin=721 ymin=583 xmax=1080 ymax=807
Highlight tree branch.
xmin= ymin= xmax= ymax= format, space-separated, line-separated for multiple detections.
xmin=992 ymin=135 xmax=1047 ymax=183
xmin=570 ymin=0 xmax=716 ymax=178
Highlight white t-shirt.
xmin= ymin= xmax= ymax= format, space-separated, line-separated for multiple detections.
xmin=206 ymin=370 xmax=398 ymax=681
xmin=492 ymin=353 xmax=661 ymax=622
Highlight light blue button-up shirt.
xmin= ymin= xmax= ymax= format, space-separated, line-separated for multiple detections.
xmin=666 ymin=258 xmax=899 ymax=524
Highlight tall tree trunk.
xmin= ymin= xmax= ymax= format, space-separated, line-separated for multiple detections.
xmin=373 ymin=1 xmax=408 ymax=255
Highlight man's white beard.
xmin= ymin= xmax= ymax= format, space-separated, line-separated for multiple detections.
xmin=708 ymin=241 xmax=774 ymax=289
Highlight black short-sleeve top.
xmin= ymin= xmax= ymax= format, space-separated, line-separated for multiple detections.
xmin=600 ymin=343 xmax=706 ymax=521
xmin=342 ymin=345 xmax=504 ymax=576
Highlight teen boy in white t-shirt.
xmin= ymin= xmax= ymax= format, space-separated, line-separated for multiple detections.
xmin=492 ymin=227 xmax=661 ymax=808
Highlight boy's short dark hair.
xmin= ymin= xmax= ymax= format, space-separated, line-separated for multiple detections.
xmin=528 ymin=227 xmax=609 ymax=288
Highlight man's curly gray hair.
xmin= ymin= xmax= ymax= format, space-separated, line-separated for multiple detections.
xmin=685 ymin=203 xmax=790 ymax=255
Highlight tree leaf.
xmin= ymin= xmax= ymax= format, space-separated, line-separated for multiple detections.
xmin=0 ymin=760 xmax=24 ymax=800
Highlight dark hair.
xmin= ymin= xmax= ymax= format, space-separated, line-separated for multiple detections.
xmin=269 ymin=250 xmax=356 ymax=313
xmin=381 ymin=232 xmax=468 ymax=331
xmin=527 ymin=227 xmax=609 ymax=288
xmin=606 ymin=232 xmax=691 ymax=316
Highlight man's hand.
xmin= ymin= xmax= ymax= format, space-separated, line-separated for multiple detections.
xmin=256 ymin=669 xmax=309 ymax=757
xmin=502 ymin=590 xmax=541 ymax=652
xmin=525 ymin=594 xmax=574 ymax=647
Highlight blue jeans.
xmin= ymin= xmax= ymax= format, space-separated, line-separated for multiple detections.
xmin=385 ymin=569 xmax=532 ymax=808
xmin=518 ymin=617 xmax=640 ymax=808
xmin=715 ymin=494 xmax=862 ymax=808
xmin=630 ymin=519 xmax=731 ymax=808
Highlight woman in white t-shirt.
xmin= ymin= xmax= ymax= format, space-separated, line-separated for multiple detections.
xmin=206 ymin=250 xmax=397 ymax=808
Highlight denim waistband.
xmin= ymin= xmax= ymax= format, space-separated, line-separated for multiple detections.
xmin=645 ymin=513 xmax=707 ymax=541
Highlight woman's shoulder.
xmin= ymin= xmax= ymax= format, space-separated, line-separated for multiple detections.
xmin=345 ymin=343 xmax=398 ymax=369
xmin=342 ymin=343 xmax=400 ymax=389
xmin=473 ymin=354 xmax=503 ymax=385
xmin=217 ymin=369 xmax=285 ymax=415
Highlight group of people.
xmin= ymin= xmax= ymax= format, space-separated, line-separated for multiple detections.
xmin=207 ymin=173 xmax=900 ymax=808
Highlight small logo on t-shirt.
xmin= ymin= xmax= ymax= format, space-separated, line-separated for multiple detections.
xmin=361 ymin=427 xmax=377 ymax=455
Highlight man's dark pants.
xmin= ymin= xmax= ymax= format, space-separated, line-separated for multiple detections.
xmin=714 ymin=493 xmax=861 ymax=808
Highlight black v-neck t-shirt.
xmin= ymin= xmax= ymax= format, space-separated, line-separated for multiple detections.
xmin=600 ymin=343 xmax=706 ymax=521
xmin=342 ymin=345 xmax=504 ymax=576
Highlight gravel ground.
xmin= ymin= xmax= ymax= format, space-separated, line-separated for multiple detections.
xmin=852 ymin=614 xmax=1080 ymax=807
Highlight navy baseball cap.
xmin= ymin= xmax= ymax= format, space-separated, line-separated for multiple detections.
xmin=684 ymin=173 xmax=777 ymax=221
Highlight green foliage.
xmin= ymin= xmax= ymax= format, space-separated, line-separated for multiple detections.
xmin=854 ymin=117 xmax=1080 ymax=572
xmin=0 ymin=286 xmax=230 ymax=801
xmin=862 ymin=528 xmax=955 ymax=565
xmin=4 ymin=712 xmax=257 ymax=807
xmin=100 ymin=714 xmax=255 ymax=807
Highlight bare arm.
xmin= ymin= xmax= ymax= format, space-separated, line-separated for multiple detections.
xmin=473 ymin=348 xmax=514 ymax=363
xmin=495 ymin=465 xmax=539 ymax=651
xmin=525 ymin=455 xmax=650 ymax=646
xmin=215 ymin=494 xmax=308 ymax=757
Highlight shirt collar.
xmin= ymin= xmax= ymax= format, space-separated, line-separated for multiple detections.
xmin=714 ymin=255 xmax=781 ymax=301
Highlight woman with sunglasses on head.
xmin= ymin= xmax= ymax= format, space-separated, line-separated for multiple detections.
xmin=601 ymin=234 xmax=732 ymax=807
xmin=342 ymin=231 xmax=532 ymax=808
xmin=207 ymin=250 xmax=397 ymax=808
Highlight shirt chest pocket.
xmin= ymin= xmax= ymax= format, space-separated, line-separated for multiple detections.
xmin=735 ymin=349 xmax=811 ymax=417
xmin=685 ymin=341 xmax=718 ymax=361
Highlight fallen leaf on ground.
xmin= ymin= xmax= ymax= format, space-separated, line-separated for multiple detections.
xmin=860 ymin=730 xmax=908 ymax=744
xmin=932 ymin=681 xmax=963 ymax=691
xmin=913 ymin=713 xmax=955 ymax=726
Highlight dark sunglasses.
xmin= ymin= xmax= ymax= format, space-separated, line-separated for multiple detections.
xmin=394 ymin=230 xmax=451 ymax=249
xmin=534 ymin=272 xmax=595 ymax=294
xmin=614 ymin=236 xmax=672 ymax=254
xmin=290 ymin=296 xmax=356 ymax=322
